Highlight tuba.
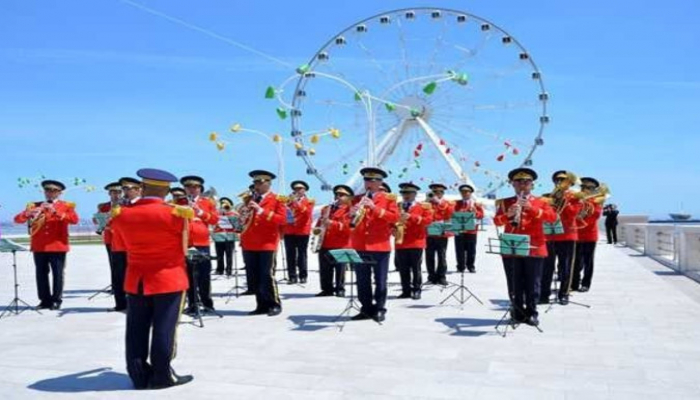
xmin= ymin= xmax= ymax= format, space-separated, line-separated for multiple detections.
xmin=234 ymin=189 xmax=255 ymax=233
xmin=311 ymin=202 xmax=333 ymax=253
xmin=575 ymin=184 xmax=610 ymax=229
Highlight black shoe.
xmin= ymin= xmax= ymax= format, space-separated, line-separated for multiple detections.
xmin=468 ymin=267 xmax=476 ymax=273
xmin=335 ymin=290 xmax=345 ymax=298
xmin=148 ymin=373 xmax=194 ymax=390
xmin=109 ymin=306 xmax=127 ymax=312
xmin=350 ymin=313 xmax=372 ymax=321
xmin=456 ymin=268 xmax=465 ymax=273
xmin=36 ymin=303 xmax=52 ymax=310
xmin=373 ymin=310 xmax=386 ymax=322
xmin=315 ymin=291 xmax=334 ymax=297
xmin=267 ymin=306 xmax=282 ymax=316
xmin=526 ymin=315 xmax=540 ymax=327
xmin=412 ymin=292 xmax=421 ymax=300
xmin=300 ymin=278 xmax=307 ymax=284
xmin=438 ymin=278 xmax=448 ymax=286
xmin=241 ymin=290 xmax=255 ymax=296
xmin=183 ymin=307 xmax=197 ymax=315
xmin=397 ymin=293 xmax=411 ymax=299
xmin=247 ymin=308 xmax=267 ymax=316
xmin=225 ymin=270 xmax=232 ymax=277
xmin=51 ymin=303 xmax=62 ymax=311
xmin=580 ymin=286 xmax=589 ymax=293
xmin=214 ymin=270 xmax=224 ymax=275
xmin=559 ymin=296 xmax=569 ymax=306
xmin=289 ymin=278 xmax=298 ymax=284
xmin=203 ymin=306 xmax=216 ymax=313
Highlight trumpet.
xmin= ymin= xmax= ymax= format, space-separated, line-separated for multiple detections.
xmin=350 ymin=192 xmax=372 ymax=228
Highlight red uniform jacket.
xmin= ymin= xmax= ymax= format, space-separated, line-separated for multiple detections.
xmin=544 ymin=191 xmax=582 ymax=242
xmin=189 ymin=196 xmax=219 ymax=247
xmin=428 ymin=198 xmax=455 ymax=238
xmin=315 ymin=203 xmax=351 ymax=250
xmin=240 ymin=192 xmax=287 ymax=251
xmin=96 ymin=202 xmax=114 ymax=245
xmin=350 ymin=192 xmax=400 ymax=252
xmin=394 ymin=201 xmax=434 ymax=250
xmin=577 ymin=201 xmax=603 ymax=242
xmin=14 ymin=200 xmax=79 ymax=252
xmin=110 ymin=198 xmax=190 ymax=295
xmin=493 ymin=195 xmax=557 ymax=257
xmin=453 ymin=200 xmax=485 ymax=234
xmin=284 ymin=196 xmax=314 ymax=236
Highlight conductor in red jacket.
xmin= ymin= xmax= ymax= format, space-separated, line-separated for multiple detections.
xmin=239 ymin=170 xmax=287 ymax=317
xmin=283 ymin=180 xmax=314 ymax=284
xmin=13 ymin=180 xmax=79 ymax=310
xmin=109 ymin=168 xmax=194 ymax=390
xmin=349 ymin=167 xmax=399 ymax=322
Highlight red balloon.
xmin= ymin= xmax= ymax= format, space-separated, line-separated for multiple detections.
xmin=497 ymin=154 xmax=505 ymax=162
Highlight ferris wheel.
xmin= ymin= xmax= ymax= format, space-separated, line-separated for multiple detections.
xmin=268 ymin=8 xmax=548 ymax=197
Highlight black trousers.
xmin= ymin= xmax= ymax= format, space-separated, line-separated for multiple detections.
xmin=573 ymin=241 xmax=597 ymax=290
xmin=501 ymin=257 xmax=515 ymax=303
xmin=214 ymin=240 xmax=235 ymax=275
xmin=125 ymin=291 xmax=185 ymax=389
xmin=284 ymin=235 xmax=310 ymax=280
xmin=541 ymin=241 xmax=576 ymax=301
xmin=186 ymin=246 xmax=213 ymax=309
xmin=503 ymin=256 xmax=543 ymax=319
xmin=318 ymin=249 xmax=345 ymax=294
xmin=606 ymin=224 xmax=618 ymax=244
xmin=110 ymin=251 xmax=128 ymax=309
xmin=395 ymin=248 xmax=423 ymax=295
xmin=454 ymin=233 xmax=477 ymax=272
xmin=33 ymin=252 xmax=66 ymax=306
xmin=426 ymin=237 xmax=448 ymax=282
xmin=243 ymin=250 xmax=281 ymax=311
xmin=355 ymin=251 xmax=390 ymax=315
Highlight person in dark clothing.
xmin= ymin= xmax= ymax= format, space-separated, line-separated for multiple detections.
xmin=603 ymin=204 xmax=619 ymax=244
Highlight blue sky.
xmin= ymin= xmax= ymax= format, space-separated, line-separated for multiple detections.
xmin=1 ymin=0 xmax=699 ymax=223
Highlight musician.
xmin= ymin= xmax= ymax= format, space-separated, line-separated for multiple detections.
xmin=109 ymin=177 xmax=143 ymax=312
xmin=349 ymin=167 xmax=399 ymax=322
xmin=425 ymin=183 xmax=454 ymax=285
xmin=213 ymin=197 xmax=237 ymax=276
xmin=572 ymin=177 xmax=604 ymax=292
xmin=169 ymin=187 xmax=187 ymax=205
xmin=453 ymin=184 xmax=485 ymax=273
xmin=180 ymin=175 xmax=218 ymax=314
xmin=540 ymin=170 xmax=582 ymax=306
xmin=394 ymin=183 xmax=433 ymax=300
xmin=95 ymin=182 xmax=125 ymax=311
xmin=314 ymin=184 xmax=353 ymax=297
xmin=13 ymin=180 xmax=79 ymax=310
xmin=238 ymin=184 xmax=256 ymax=296
xmin=239 ymin=170 xmax=286 ymax=316
xmin=494 ymin=168 xmax=556 ymax=326
xmin=110 ymin=168 xmax=193 ymax=389
xmin=283 ymin=180 xmax=314 ymax=284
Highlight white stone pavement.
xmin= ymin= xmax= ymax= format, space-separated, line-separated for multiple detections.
xmin=1 ymin=229 xmax=700 ymax=400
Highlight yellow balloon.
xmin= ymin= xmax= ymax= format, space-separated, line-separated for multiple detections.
xmin=329 ymin=128 xmax=341 ymax=138
xmin=294 ymin=142 xmax=303 ymax=150
xmin=310 ymin=134 xmax=319 ymax=144
xmin=230 ymin=123 xmax=242 ymax=133
xmin=209 ymin=132 xmax=218 ymax=142
xmin=272 ymin=134 xmax=281 ymax=143
xmin=309 ymin=148 xmax=316 ymax=155
xmin=216 ymin=142 xmax=225 ymax=151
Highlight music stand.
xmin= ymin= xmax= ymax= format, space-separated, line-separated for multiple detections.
xmin=327 ymin=249 xmax=380 ymax=330
xmin=185 ymin=248 xmax=223 ymax=328
xmin=544 ymin=243 xmax=591 ymax=312
xmin=225 ymin=241 xmax=247 ymax=303
xmin=87 ymin=284 xmax=112 ymax=301
xmin=486 ymin=236 xmax=544 ymax=336
xmin=0 ymin=239 xmax=41 ymax=319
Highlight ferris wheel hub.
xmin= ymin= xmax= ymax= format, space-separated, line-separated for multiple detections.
xmin=395 ymin=96 xmax=432 ymax=122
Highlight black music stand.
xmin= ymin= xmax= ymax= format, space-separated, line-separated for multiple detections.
xmin=486 ymin=236 xmax=544 ymax=336
xmin=0 ymin=239 xmax=41 ymax=319
xmin=185 ymin=248 xmax=223 ymax=328
xmin=87 ymin=284 xmax=112 ymax=301
xmin=439 ymin=269 xmax=483 ymax=308
xmin=544 ymin=259 xmax=591 ymax=313
xmin=327 ymin=249 xmax=380 ymax=330
xmin=225 ymin=242 xmax=247 ymax=303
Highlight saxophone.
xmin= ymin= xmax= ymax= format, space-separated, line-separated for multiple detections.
xmin=311 ymin=202 xmax=333 ymax=253
xmin=350 ymin=192 xmax=372 ymax=228
xmin=394 ymin=202 xmax=410 ymax=245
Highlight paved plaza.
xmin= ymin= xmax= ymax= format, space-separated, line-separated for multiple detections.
xmin=1 ymin=229 xmax=699 ymax=399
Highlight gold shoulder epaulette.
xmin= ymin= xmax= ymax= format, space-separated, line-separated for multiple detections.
xmin=110 ymin=205 xmax=122 ymax=219
xmin=495 ymin=199 xmax=504 ymax=207
xmin=386 ymin=193 xmax=397 ymax=201
xmin=26 ymin=202 xmax=36 ymax=211
xmin=65 ymin=201 xmax=76 ymax=208
xmin=421 ymin=202 xmax=432 ymax=209
xmin=171 ymin=205 xmax=194 ymax=219
xmin=308 ymin=198 xmax=315 ymax=204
